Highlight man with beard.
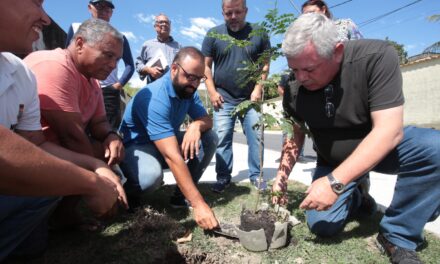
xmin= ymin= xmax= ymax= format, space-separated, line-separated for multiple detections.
xmin=119 ymin=47 xmax=219 ymax=230
xmin=202 ymin=0 xmax=270 ymax=193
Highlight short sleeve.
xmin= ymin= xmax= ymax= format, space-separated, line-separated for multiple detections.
xmin=368 ymin=45 xmax=404 ymax=111
xmin=31 ymin=60 xmax=81 ymax=113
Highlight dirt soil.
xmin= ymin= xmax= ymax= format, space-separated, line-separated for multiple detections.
xmin=240 ymin=209 xmax=277 ymax=246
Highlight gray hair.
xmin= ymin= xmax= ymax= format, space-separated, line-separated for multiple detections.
xmin=73 ymin=18 xmax=123 ymax=47
xmin=282 ymin=13 xmax=339 ymax=59
xmin=222 ymin=0 xmax=246 ymax=9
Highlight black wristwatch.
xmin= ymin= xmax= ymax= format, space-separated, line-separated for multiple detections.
xmin=327 ymin=172 xmax=345 ymax=194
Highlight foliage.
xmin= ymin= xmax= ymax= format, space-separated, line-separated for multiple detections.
xmin=428 ymin=14 xmax=440 ymax=22
xmin=212 ymin=4 xmax=295 ymax=212
xmin=385 ymin=36 xmax=408 ymax=64
xmin=39 ymin=182 xmax=440 ymax=263
xmin=123 ymin=83 xmax=141 ymax=98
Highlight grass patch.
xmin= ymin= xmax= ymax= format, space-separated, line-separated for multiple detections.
xmin=12 ymin=181 xmax=440 ymax=264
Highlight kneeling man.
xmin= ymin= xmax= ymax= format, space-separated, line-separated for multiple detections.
xmin=119 ymin=47 xmax=219 ymax=230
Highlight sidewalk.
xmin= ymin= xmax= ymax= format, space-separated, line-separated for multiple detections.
xmin=163 ymin=131 xmax=440 ymax=237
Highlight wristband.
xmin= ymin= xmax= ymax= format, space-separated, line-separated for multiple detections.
xmin=105 ymin=130 xmax=123 ymax=141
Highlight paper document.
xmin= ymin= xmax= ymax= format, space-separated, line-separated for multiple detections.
xmin=146 ymin=49 xmax=168 ymax=70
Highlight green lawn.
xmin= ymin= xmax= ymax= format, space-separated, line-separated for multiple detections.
xmin=14 ymin=181 xmax=440 ymax=264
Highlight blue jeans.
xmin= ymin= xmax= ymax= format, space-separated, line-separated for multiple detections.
xmin=120 ymin=129 xmax=218 ymax=197
xmin=0 ymin=196 xmax=59 ymax=261
xmin=214 ymin=102 xmax=262 ymax=182
xmin=306 ymin=126 xmax=440 ymax=250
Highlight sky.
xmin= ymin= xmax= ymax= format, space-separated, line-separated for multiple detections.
xmin=43 ymin=0 xmax=440 ymax=88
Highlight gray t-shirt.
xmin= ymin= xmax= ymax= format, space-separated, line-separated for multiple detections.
xmin=202 ymin=23 xmax=270 ymax=104
xmin=283 ymin=39 xmax=404 ymax=166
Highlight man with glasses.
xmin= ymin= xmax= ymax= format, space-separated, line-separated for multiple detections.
xmin=136 ymin=13 xmax=181 ymax=84
xmin=272 ymin=13 xmax=440 ymax=264
xmin=119 ymin=47 xmax=219 ymax=230
xmin=65 ymin=0 xmax=134 ymax=130
xmin=202 ymin=0 xmax=271 ymax=193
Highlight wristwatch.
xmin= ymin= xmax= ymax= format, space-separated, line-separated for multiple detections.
xmin=327 ymin=172 xmax=345 ymax=194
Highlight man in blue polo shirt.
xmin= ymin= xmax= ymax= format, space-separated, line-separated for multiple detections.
xmin=119 ymin=47 xmax=219 ymax=230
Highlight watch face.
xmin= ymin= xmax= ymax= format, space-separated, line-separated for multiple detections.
xmin=333 ymin=183 xmax=345 ymax=194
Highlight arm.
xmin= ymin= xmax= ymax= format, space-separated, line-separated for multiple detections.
xmin=204 ymin=56 xmax=223 ymax=110
xmin=88 ymin=114 xmax=124 ymax=165
xmin=15 ymin=129 xmax=128 ymax=209
xmin=113 ymin=35 xmax=135 ymax=90
xmin=0 ymin=126 xmax=122 ymax=216
xmin=250 ymin=61 xmax=270 ymax=102
xmin=154 ymin=136 xmax=218 ymax=230
xmin=181 ymin=115 xmax=212 ymax=161
xmin=272 ymin=124 xmax=305 ymax=205
xmin=65 ymin=25 xmax=74 ymax=48
xmin=300 ymin=106 xmax=403 ymax=211
xmin=42 ymin=110 xmax=96 ymax=157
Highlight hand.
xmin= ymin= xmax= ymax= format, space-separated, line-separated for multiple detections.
xmin=181 ymin=124 xmax=201 ymax=161
xmin=192 ymin=202 xmax=219 ymax=230
xmin=148 ymin=66 xmax=164 ymax=79
xmin=299 ymin=176 xmax=338 ymax=211
xmin=271 ymin=174 xmax=288 ymax=205
xmin=250 ymin=85 xmax=263 ymax=102
xmin=103 ymin=134 xmax=125 ymax=166
xmin=82 ymin=174 xmax=120 ymax=218
xmin=209 ymin=91 xmax=224 ymax=111
xmin=95 ymin=166 xmax=129 ymax=210
xmin=111 ymin=82 xmax=123 ymax=91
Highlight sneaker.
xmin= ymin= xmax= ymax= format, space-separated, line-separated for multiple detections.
xmin=169 ymin=196 xmax=192 ymax=209
xmin=376 ymin=233 xmax=422 ymax=264
xmin=250 ymin=179 xmax=267 ymax=191
xmin=211 ymin=180 xmax=231 ymax=194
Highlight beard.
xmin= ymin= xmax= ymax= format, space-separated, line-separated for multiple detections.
xmin=172 ymin=76 xmax=196 ymax=99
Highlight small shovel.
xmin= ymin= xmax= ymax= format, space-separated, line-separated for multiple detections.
xmin=212 ymin=223 xmax=239 ymax=239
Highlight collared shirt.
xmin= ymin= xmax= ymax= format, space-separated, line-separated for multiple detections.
xmin=119 ymin=71 xmax=207 ymax=145
xmin=135 ymin=36 xmax=181 ymax=81
xmin=0 ymin=53 xmax=41 ymax=131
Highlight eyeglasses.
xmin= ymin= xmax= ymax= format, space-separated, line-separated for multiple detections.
xmin=324 ymin=84 xmax=335 ymax=118
xmin=176 ymin=63 xmax=207 ymax=83
xmin=92 ymin=3 xmax=113 ymax=12
xmin=155 ymin=20 xmax=170 ymax=26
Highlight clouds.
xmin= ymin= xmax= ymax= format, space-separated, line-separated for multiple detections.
xmin=180 ymin=17 xmax=220 ymax=42
xmin=135 ymin=13 xmax=155 ymax=25
xmin=121 ymin=31 xmax=138 ymax=43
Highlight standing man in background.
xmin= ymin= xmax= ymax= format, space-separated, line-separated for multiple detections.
xmin=136 ymin=13 xmax=181 ymax=84
xmin=202 ymin=0 xmax=270 ymax=193
xmin=65 ymin=0 xmax=134 ymax=129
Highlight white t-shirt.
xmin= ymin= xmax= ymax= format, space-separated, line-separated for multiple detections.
xmin=0 ymin=52 xmax=41 ymax=131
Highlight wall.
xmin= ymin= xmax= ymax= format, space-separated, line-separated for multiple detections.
xmin=401 ymin=55 xmax=440 ymax=128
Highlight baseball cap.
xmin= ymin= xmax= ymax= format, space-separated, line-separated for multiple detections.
xmin=89 ymin=0 xmax=115 ymax=9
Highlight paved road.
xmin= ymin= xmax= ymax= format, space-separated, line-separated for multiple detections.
xmin=233 ymin=130 xmax=316 ymax=158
